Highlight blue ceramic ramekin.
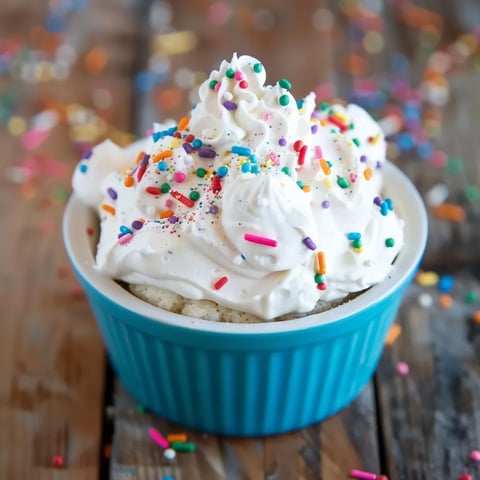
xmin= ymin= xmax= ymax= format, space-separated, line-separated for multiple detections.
xmin=63 ymin=161 xmax=427 ymax=436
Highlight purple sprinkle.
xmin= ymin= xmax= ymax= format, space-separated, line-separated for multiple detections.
xmin=321 ymin=200 xmax=330 ymax=209
xmin=107 ymin=187 xmax=118 ymax=200
xmin=311 ymin=124 xmax=318 ymax=134
xmin=82 ymin=149 xmax=93 ymax=160
xmin=168 ymin=215 xmax=179 ymax=224
xmin=183 ymin=142 xmax=194 ymax=153
xmin=140 ymin=154 xmax=150 ymax=167
xmin=360 ymin=155 xmax=367 ymax=163
xmin=303 ymin=236 xmax=317 ymax=250
xmin=131 ymin=220 xmax=144 ymax=230
xmin=376 ymin=160 xmax=382 ymax=169
xmin=208 ymin=205 xmax=218 ymax=214
xmin=373 ymin=195 xmax=382 ymax=206
xmin=223 ymin=100 xmax=237 ymax=111
xmin=278 ymin=137 xmax=287 ymax=147
xmin=198 ymin=148 xmax=216 ymax=158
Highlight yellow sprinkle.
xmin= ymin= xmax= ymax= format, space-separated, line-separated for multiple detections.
xmin=416 ymin=271 xmax=439 ymax=287
xmin=320 ymin=159 xmax=331 ymax=175
xmin=170 ymin=138 xmax=182 ymax=149
xmin=7 ymin=116 xmax=27 ymax=136
xmin=353 ymin=247 xmax=363 ymax=253
xmin=323 ymin=178 xmax=332 ymax=189
xmin=368 ymin=132 xmax=382 ymax=144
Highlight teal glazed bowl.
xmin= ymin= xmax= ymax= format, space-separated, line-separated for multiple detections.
xmin=63 ymin=161 xmax=427 ymax=436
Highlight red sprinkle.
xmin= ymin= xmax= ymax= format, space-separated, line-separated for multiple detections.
xmin=87 ymin=226 xmax=95 ymax=236
xmin=317 ymin=282 xmax=327 ymax=290
xmin=211 ymin=175 xmax=222 ymax=193
xmin=297 ymin=145 xmax=307 ymax=166
xmin=170 ymin=190 xmax=195 ymax=207
xmin=137 ymin=165 xmax=147 ymax=181
xmin=214 ymin=276 xmax=228 ymax=290
xmin=293 ymin=140 xmax=304 ymax=152
xmin=146 ymin=186 xmax=161 ymax=195
xmin=327 ymin=114 xmax=349 ymax=131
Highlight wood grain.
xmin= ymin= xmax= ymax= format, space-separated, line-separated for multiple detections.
xmin=0 ymin=0 xmax=138 ymax=478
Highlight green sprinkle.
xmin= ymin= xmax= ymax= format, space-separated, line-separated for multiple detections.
xmin=337 ymin=177 xmax=350 ymax=189
xmin=464 ymin=289 xmax=478 ymax=304
xmin=189 ymin=190 xmax=200 ymax=201
xmin=279 ymin=94 xmax=290 ymax=106
xmin=445 ymin=156 xmax=463 ymax=174
xmin=160 ymin=182 xmax=171 ymax=193
xmin=320 ymin=102 xmax=329 ymax=111
xmin=296 ymin=180 xmax=304 ymax=189
xmin=352 ymin=138 xmax=360 ymax=147
xmin=314 ymin=274 xmax=324 ymax=283
xmin=136 ymin=404 xmax=146 ymax=414
xmin=385 ymin=237 xmax=395 ymax=247
xmin=349 ymin=123 xmax=354 ymax=130
xmin=352 ymin=239 xmax=362 ymax=249
xmin=171 ymin=441 xmax=196 ymax=452
xmin=253 ymin=62 xmax=263 ymax=73
xmin=464 ymin=185 xmax=480 ymax=204
xmin=281 ymin=166 xmax=291 ymax=176
xmin=209 ymin=80 xmax=218 ymax=90
xmin=196 ymin=168 xmax=206 ymax=178
xmin=278 ymin=78 xmax=291 ymax=90
xmin=226 ymin=67 xmax=235 ymax=78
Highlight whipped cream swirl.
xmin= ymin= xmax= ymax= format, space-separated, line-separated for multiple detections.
xmin=73 ymin=54 xmax=404 ymax=320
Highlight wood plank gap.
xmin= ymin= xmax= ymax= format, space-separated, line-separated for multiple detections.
xmin=98 ymin=358 xmax=115 ymax=480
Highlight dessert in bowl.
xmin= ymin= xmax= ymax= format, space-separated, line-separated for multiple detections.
xmin=63 ymin=54 xmax=427 ymax=435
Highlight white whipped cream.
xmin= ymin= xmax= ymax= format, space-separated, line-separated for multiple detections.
xmin=73 ymin=53 xmax=404 ymax=320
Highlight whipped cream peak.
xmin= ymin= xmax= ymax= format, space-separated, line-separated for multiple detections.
xmin=72 ymin=54 xmax=404 ymax=320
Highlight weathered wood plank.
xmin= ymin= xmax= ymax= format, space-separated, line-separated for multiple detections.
xmin=110 ymin=380 xmax=381 ymax=479
xmin=0 ymin=0 xmax=139 ymax=477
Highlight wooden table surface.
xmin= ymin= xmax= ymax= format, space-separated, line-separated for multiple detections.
xmin=1 ymin=0 xmax=480 ymax=479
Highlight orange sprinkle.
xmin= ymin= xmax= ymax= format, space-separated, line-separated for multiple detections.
xmin=438 ymin=294 xmax=453 ymax=309
xmin=432 ymin=203 xmax=466 ymax=222
xmin=177 ymin=116 xmax=190 ymax=131
xmin=152 ymin=150 xmax=173 ymax=162
xmin=101 ymin=204 xmax=116 ymax=215
xmin=135 ymin=150 xmax=146 ymax=164
xmin=363 ymin=167 xmax=373 ymax=180
xmin=167 ymin=433 xmax=187 ymax=443
xmin=385 ymin=323 xmax=402 ymax=346
xmin=320 ymin=159 xmax=331 ymax=175
xmin=159 ymin=209 xmax=174 ymax=219
xmin=316 ymin=251 xmax=326 ymax=275
xmin=303 ymin=185 xmax=311 ymax=193
xmin=398 ymin=3 xmax=443 ymax=30
xmin=368 ymin=132 xmax=381 ymax=145
xmin=472 ymin=310 xmax=480 ymax=324
xmin=83 ymin=46 xmax=108 ymax=74
xmin=124 ymin=176 xmax=134 ymax=187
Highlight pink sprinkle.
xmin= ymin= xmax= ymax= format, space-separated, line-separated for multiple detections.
xmin=263 ymin=112 xmax=272 ymax=123
xmin=173 ymin=171 xmax=186 ymax=183
xmin=314 ymin=145 xmax=323 ymax=158
xmin=234 ymin=70 xmax=243 ymax=80
xmin=430 ymin=150 xmax=448 ymax=169
xmin=349 ymin=469 xmax=380 ymax=480
xmin=148 ymin=428 xmax=169 ymax=449
xmin=20 ymin=129 xmax=50 ymax=150
xmin=244 ymin=233 xmax=278 ymax=247
xmin=214 ymin=81 xmax=221 ymax=92
xmin=470 ymin=450 xmax=480 ymax=462
xmin=458 ymin=475 xmax=472 ymax=480
xmin=396 ymin=361 xmax=409 ymax=376
xmin=145 ymin=128 xmax=153 ymax=136
xmin=214 ymin=276 xmax=228 ymax=290
xmin=350 ymin=172 xmax=357 ymax=183
xmin=118 ymin=233 xmax=133 ymax=245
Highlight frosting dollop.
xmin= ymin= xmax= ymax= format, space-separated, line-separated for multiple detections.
xmin=72 ymin=53 xmax=404 ymax=320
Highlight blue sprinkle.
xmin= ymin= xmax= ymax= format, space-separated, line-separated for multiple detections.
xmin=79 ymin=163 xmax=88 ymax=173
xmin=135 ymin=71 xmax=157 ymax=92
xmin=251 ymin=164 xmax=260 ymax=174
xmin=241 ymin=163 xmax=251 ymax=173
xmin=192 ymin=138 xmax=203 ymax=149
xmin=217 ymin=165 xmax=228 ymax=177
xmin=380 ymin=201 xmax=389 ymax=216
xmin=157 ymin=161 xmax=168 ymax=171
xmin=231 ymin=145 xmax=251 ymax=156
xmin=438 ymin=274 xmax=454 ymax=293
xmin=347 ymin=232 xmax=361 ymax=240
xmin=385 ymin=197 xmax=394 ymax=210
xmin=249 ymin=154 xmax=258 ymax=163
xmin=120 ymin=225 xmax=132 ymax=235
